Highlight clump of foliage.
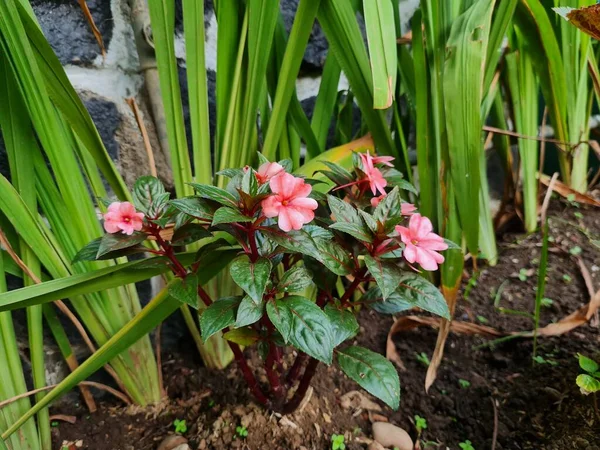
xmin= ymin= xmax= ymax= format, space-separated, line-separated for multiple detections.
xmin=173 ymin=419 xmax=187 ymax=434
xmin=459 ymin=440 xmax=475 ymax=450
xmin=576 ymin=354 xmax=600 ymax=395
xmin=235 ymin=425 xmax=248 ymax=439
xmin=331 ymin=434 xmax=346 ymax=450
xmin=76 ymin=152 xmax=450 ymax=412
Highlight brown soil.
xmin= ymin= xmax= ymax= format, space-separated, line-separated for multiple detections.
xmin=51 ymin=200 xmax=600 ymax=450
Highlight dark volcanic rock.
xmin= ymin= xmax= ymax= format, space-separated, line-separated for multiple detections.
xmin=83 ymin=96 xmax=121 ymax=161
xmin=31 ymin=0 xmax=113 ymax=65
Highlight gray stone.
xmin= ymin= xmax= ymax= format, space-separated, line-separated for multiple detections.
xmin=31 ymin=0 xmax=113 ymax=65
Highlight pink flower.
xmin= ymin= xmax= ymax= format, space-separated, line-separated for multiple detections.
xmin=401 ymin=203 xmax=417 ymax=216
xmin=103 ymin=202 xmax=145 ymax=235
xmin=371 ymin=155 xmax=395 ymax=167
xmin=395 ymin=214 xmax=447 ymax=271
xmin=262 ymin=173 xmax=318 ymax=232
xmin=256 ymin=162 xmax=285 ymax=184
xmin=370 ymin=194 xmax=386 ymax=207
xmin=359 ymin=152 xmax=387 ymax=196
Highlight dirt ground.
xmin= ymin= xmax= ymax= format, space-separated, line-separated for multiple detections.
xmin=50 ymin=199 xmax=600 ymax=450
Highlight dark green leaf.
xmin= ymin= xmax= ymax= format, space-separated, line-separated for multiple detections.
xmin=171 ymin=223 xmax=212 ymax=245
xmin=304 ymin=256 xmax=338 ymax=293
xmin=327 ymin=195 xmax=362 ymax=225
xmin=72 ymin=237 xmax=103 ymax=263
xmin=170 ymin=197 xmax=214 ymax=220
xmin=133 ymin=176 xmax=169 ymax=216
xmin=358 ymin=210 xmax=378 ymax=233
xmin=217 ymin=168 xmax=244 ymax=179
xmin=330 ymin=222 xmax=373 ymax=243
xmin=194 ymin=238 xmax=232 ymax=262
xmin=189 ymin=183 xmax=238 ymax=206
xmin=242 ymin=168 xmax=258 ymax=196
xmin=200 ymin=296 xmax=241 ymax=341
xmin=277 ymin=266 xmax=314 ymax=293
xmin=384 ymin=170 xmax=418 ymax=194
xmin=235 ymin=295 xmax=265 ymax=328
xmin=321 ymin=161 xmax=354 ymax=184
xmin=97 ymin=232 xmax=147 ymax=258
xmin=266 ymin=296 xmax=334 ymax=363
xmin=373 ymin=187 xmax=401 ymax=224
xmin=230 ymin=256 xmax=272 ymax=303
xmin=212 ymin=206 xmax=254 ymax=225
xmin=364 ymin=255 xmax=403 ymax=300
xmin=169 ymin=273 xmax=199 ymax=309
xmin=324 ymin=304 xmax=359 ymax=347
xmin=397 ymin=274 xmax=450 ymax=319
xmin=363 ymin=286 xmax=415 ymax=315
xmin=337 ymin=346 xmax=400 ymax=410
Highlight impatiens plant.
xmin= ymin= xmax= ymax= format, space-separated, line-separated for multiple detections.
xmin=0 ymin=152 xmax=451 ymax=439
xmin=68 ymin=152 xmax=450 ymax=412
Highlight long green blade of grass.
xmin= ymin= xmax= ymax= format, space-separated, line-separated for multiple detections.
xmin=147 ymin=0 xmax=193 ymax=197
xmin=183 ymin=0 xmax=213 ymax=184
xmin=363 ymin=0 xmax=397 ymax=109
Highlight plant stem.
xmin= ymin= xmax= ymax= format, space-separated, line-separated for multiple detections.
xmin=283 ymin=357 xmax=319 ymax=414
xmin=286 ymin=352 xmax=308 ymax=384
xmin=340 ymin=268 xmax=367 ymax=305
xmin=266 ymin=341 xmax=284 ymax=398
xmin=228 ymin=342 xmax=269 ymax=405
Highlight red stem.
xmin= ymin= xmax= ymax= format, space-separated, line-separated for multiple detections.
xmin=286 ymin=352 xmax=308 ymax=384
xmin=228 ymin=342 xmax=269 ymax=405
xmin=282 ymin=358 xmax=319 ymax=414
xmin=265 ymin=341 xmax=284 ymax=398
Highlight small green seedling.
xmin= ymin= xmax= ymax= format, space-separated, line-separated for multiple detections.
xmin=576 ymin=354 xmax=600 ymax=395
xmin=459 ymin=440 xmax=475 ymax=450
xmin=236 ymin=425 xmax=248 ymax=438
xmin=416 ymin=352 xmax=431 ymax=367
xmin=414 ymin=415 xmax=428 ymax=434
xmin=562 ymin=274 xmax=572 ymax=283
xmin=208 ymin=399 xmax=215 ymax=408
xmin=569 ymin=246 xmax=582 ymax=256
xmin=173 ymin=419 xmax=187 ymax=434
xmin=518 ymin=268 xmax=529 ymax=281
xmin=331 ymin=434 xmax=346 ymax=450
xmin=541 ymin=297 xmax=553 ymax=308
xmin=51 ymin=421 xmax=59 ymax=428
xmin=458 ymin=379 xmax=471 ymax=389
xmin=533 ymin=355 xmax=559 ymax=366
xmin=476 ymin=315 xmax=488 ymax=324
xmin=574 ymin=211 xmax=584 ymax=219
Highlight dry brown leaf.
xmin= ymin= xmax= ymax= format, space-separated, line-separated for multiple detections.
xmin=539 ymin=174 xmax=600 ymax=206
xmin=77 ymin=0 xmax=106 ymax=58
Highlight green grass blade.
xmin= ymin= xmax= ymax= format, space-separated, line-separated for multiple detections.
xmin=147 ymin=0 xmax=193 ymax=196
xmin=363 ymin=0 xmax=397 ymax=109
xmin=14 ymin=2 xmax=130 ymax=201
xmin=183 ymin=0 xmax=212 ymax=184
xmin=443 ymin=0 xmax=495 ymax=257
xmin=311 ymin=54 xmax=341 ymax=150
xmin=317 ymin=0 xmax=396 ymax=158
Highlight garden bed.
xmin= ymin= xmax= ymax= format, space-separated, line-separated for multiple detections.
xmin=50 ymin=200 xmax=600 ymax=450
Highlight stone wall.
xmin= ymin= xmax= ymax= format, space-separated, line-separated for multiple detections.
xmin=4 ymin=0 xmax=420 ymax=188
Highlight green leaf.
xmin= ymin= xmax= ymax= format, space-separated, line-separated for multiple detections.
xmin=324 ymin=303 xmax=359 ymax=347
xmin=235 ymin=295 xmax=265 ymax=328
xmin=97 ymin=232 xmax=148 ymax=258
xmin=170 ymin=197 xmax=214 ymax=220
xmin=362 ymin=286 xmax=414 ymax=315
xmin=212 ymin=206 xmax=254 ymax=225
xmin=313 ymin=238 xmax=353 ymax=276
xmin=363 ymin=0 xmax=397 ymax=109
xmin=0 ymin=249 xmax=237 ymax=312
xmin=364 ymin=255 xmax=403 ymax=301
xmin=576 ymin=374 xmax=600 ymax=394
xmin=230 ymin=256 xmax=272 ymax=303
xmin=224 ymin=328 xmax=260 ymax=346
xmin=266 ymin=296 xmax=334 ymax=363
xmin=328 ymin=196 xmax=372 ymax=242
xmin=337 ymin=346 xmax=400 ymax=410
xmin=72 ymin=238 xmax=103 ymax=263
xmin=200 ymin=296 xmax=241 ymax=341
xmin=277 ymin=266 xmax=314 ymax=293
xmin=578 ymin=354 xmax=599 ymax=374
xmin=189 ymin=183 xmax=238 ymax=206
xmin=241 ymin=168 xmax=258 ymax=196
xmin=304 ymin=256 xmax=338 ymax=293
xmin=171 ymin=223 xmax=212 ymax=245
xmin=373 ymin=187 xmax=401 ymax=224
xmin=443 ymin=239 xmax=461 ymax=250
xmin=133 ymin=176 xmax=169 ymax=216
xmin=397 ymin=274 xmax=450 ymax=319
xmin=169 ymin=273 xmax=199 ymax=309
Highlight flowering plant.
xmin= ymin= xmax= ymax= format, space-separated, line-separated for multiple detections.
xmin=75 ymin=152 xmax=450 ymax=412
